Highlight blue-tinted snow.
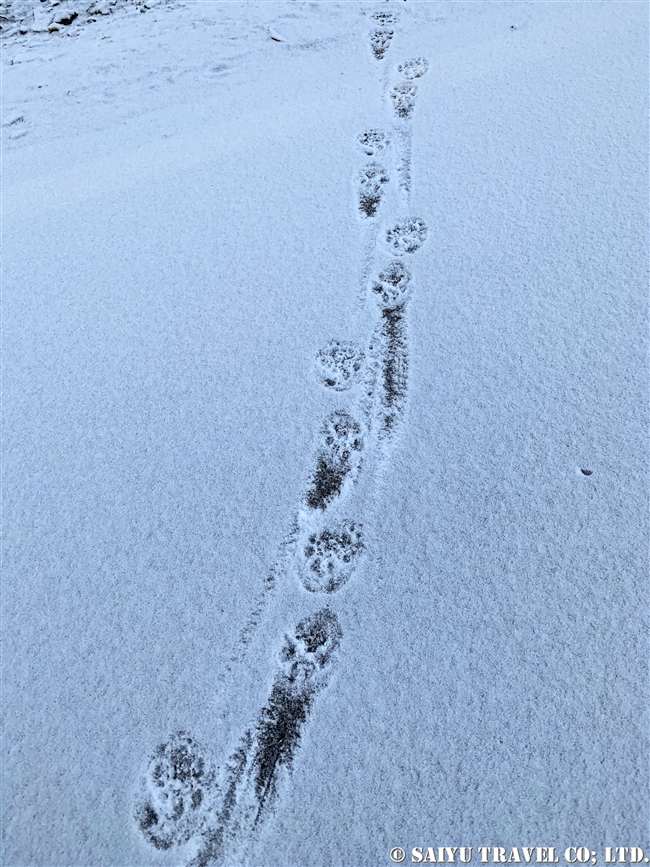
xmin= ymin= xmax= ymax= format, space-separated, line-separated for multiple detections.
xmin=2 ymin=1 xmax=647 ymax=864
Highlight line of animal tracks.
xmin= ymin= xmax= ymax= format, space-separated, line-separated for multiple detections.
xmin=134 ymin=12 xmax=430 ymax=864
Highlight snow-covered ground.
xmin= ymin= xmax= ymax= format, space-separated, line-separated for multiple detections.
xmin=2 ymin=1 xmax=648 ymax=865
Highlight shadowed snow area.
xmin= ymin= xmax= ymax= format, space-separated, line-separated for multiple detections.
xmin=2 ymin=1 xmax=648 ymax=865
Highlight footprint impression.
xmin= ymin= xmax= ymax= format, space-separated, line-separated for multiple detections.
xmin=390 ymin=81 xmax=418 ymax=119
xmin=299 ymin=519 xmax=364 ymax=593
xmin=385 ymin=217 xmax=428 ymax=255
xmin=369 ymin=10 xmax=398 ymax=60
xmin=187 ymin=609 xmax=343 ymax=867
xmin=370 ymin=29 xmax=394 ymax=60
xmin=357 ymin=129 xmax=390 ymax=157
xmin=390 ymin=56 xmax=429 ymax=118
xmin=314 ymin=340 xmax=365 ymax=392
xmin=134 ymin=732 xmax=219 ymax=853
xmin=304 ymin=410 xmax=364 ymax=512
xmin=357 ymin=162 xmax=390 ymax=219
xmin=372 ymin=260 xmax=412 ymax=308
xmin=397 ymin=57 xmax=429 ymax=79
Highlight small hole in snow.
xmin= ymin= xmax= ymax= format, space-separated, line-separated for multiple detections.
xmin=580 ymin=468 xmax=593 ymax=476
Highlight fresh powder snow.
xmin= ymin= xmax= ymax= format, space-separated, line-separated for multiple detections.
xmin=2 ymin=1 xmax=648 ymax=865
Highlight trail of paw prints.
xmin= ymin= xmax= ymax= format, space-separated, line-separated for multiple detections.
xmin=177 ymin=331 xmax=366 ymax=765
xmin=135 ymin=611 xmax=343 ymax=865
xmin=215 ymin=373 xmax=364 ymax=675
xmin=133 ymin=317 xmax=367 ymax=867
xmin=212 ymin=344 xmax=365 ymax=684
xmin=133 ymin=29 xmax=432 ymax=867
xmin=292 ymin=408 xmax=365 ymax=602
xmin=187 ymin=608 xmax=343 ymax=867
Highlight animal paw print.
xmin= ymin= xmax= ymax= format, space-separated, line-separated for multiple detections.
xmin=299 ymin=520 xmax=364 ymax=593
xmin=315 ymin=340 xmax=365 ymax=391
xmin=305 ymin=411 xmax=363 ymax=511
xmin=278 ymin=607 xmax=343 ymax=685
xmin=385 ymin=218 xmax=428 ymax=254
xmin=134 ymin=731 xmax=217 ymax=851
xmin=371 ymin=261 xmax=412 ymax=308
xmin=397 ymin=57 xmax=430 ymax=79
xmin=390 ymin=81 xmax=418 ymax=118
xmin=371 ymin=11 xmax=399 ymax=25
xmin=357 ymin=130 xmax=390 ymax=157
xmin=370 ymin=29 xmax=394 ymax=60
xmin=358 ymin=162 xmax=390 ymax=218
xmin=249 ymin=609 xmax=343 ymax=819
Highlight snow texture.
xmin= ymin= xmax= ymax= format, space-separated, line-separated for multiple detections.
xmin=2 ymin=1 xmax=648 ymax=865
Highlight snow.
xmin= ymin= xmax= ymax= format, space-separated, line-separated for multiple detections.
xmin=2 ymin=1 xmax=648 ymax=865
